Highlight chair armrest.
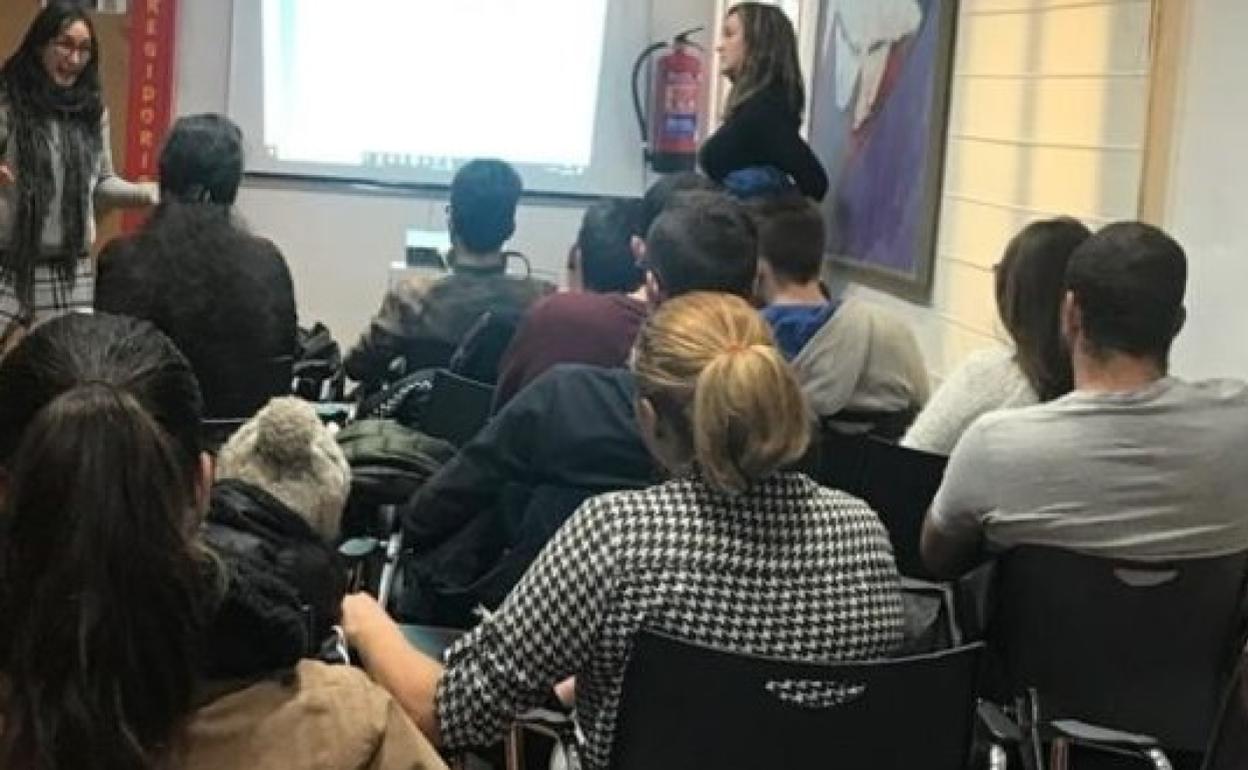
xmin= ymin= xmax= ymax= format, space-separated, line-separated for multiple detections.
xmin=1049 ymin=720 xmax=1173 ymax=770
xmin=978 ymin=701 xmax=1024 ymax=745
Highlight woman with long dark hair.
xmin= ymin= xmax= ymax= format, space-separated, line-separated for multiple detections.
xmin=96 ymin=113 xmax=298 ymax=421
xmin=903 ymin=217 xmax=1093 ymax=454
xmin=0 ymin=3 xmax=156 ymax=349
xmin=700 ymin=2 xmax=828 ymax=200
xmin=0 ymin=314 xmax=445 ymax=770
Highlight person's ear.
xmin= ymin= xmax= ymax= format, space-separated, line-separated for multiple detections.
xmin=631 ymin=235 xmax=646 ymax=268
xmin=1061 ymin=290 xmax=1080 ymax=347
xmin=645 ymin=270 xmax=665 ymax=309
xmin=194 ymin=451 xmax=215 ymax=517
xmin=755 ymin=261 xmax=776 ymax=305
xmin=567 ymin=245 xmax=584 ymax=292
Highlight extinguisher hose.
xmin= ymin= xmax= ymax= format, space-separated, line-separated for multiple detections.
xmin=631 ymin=41 xmax=668 ymax=147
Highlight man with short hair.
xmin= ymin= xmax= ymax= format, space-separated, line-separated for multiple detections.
xmin=921 ymin=221 xmax=1248 ymax=579
xmin=397 ymin=190 xmax=760 ymax=623
xmin=752 ymin=194 xmax=928 ymax=435
xmin=492 ymin=197 xmax=648 ymax=409
xmin=345 ymin=159 xmax=553 ymax=390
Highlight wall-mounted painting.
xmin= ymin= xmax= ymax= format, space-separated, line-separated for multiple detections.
xmin=808 ymin=0 xmax=959 ymax=302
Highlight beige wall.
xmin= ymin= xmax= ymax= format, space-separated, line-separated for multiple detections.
xmin=840 ymin=0 xmax=1155 ymax=381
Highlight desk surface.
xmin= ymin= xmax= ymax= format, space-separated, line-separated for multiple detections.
xmin=399 ymin=624 xmax=466 ymax=661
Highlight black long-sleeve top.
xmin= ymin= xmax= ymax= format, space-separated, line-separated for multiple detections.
xmin=699 ymin=84 xmax=829 ymax=201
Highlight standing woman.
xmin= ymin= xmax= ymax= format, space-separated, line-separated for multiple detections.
xmin=700 ymin=2 xmax=828 ymax=201
xmin=0 ymin=3 xmax=156 ymax=349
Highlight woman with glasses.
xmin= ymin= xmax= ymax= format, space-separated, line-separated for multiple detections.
xmin=0 ymin=2 xmax=157 ymax=351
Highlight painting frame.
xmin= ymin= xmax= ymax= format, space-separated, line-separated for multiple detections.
xmin=808 ymin=0 xmax=960 ymax=304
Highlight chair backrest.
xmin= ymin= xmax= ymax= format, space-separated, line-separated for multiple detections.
xmin=448 ymin=309 xmax=523 ymax=385
xmin=1205 ymin=643 xmax=1248 ymax=770
xmin=610 ymin=630 xmax=984 ymax=770
xmin=859 ymin=437 xmax=948 ymax=579
xmin=807 ymin=426 xmax=873 ymax=498
xmin=988 ymin=546 xmax=1248 ymax=753
xmin=422 ymin=369 xmax=496 ymax=448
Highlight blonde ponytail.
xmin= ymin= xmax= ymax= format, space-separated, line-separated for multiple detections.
xmin=634 ymin=293 xmax=811 ymax=494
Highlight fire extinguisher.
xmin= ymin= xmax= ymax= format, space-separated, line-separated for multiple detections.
xmin=632 ymin=27 xmax=706 ymax=173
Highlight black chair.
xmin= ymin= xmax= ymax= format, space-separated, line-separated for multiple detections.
xmin=858 ymin=437 xmax=948 ymax=579
xmin=422 ymin=369 xmax=496 ymax=448
xmin=449 ymin=309 xmax=523 ymax=386
xmin=1205 ymin=643 xmax=1248 ymax=770
xmin=986 ymin=546 xmax=1248 ymax=767
xmin=610 ymin=630 xmax=986 ymax=770
xmin=806 ymin=425 xmax=872 ymax=498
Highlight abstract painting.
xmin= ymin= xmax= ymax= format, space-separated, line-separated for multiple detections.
xmin=808 ymin=0 xmax=959 ymax=302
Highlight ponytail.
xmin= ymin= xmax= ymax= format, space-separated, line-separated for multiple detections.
xmin=0 ymin=383 xmax=207 ymax=770
xmin=693 ymin=342 xmax=809 ymax=493
xmin=635 ymin=292 xmax=811 ymax=495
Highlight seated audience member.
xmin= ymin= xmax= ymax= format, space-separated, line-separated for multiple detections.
xmin=395 ymin=191 xmax=762 ymax=624
xmin=210 ymin=396 xmax=353 ymax=651
xmin=493 ymin=197 xmax=647 ymax=409
xmin=752 ymin=194 xmax=929 ymax=436
xmin=904 ymin=218 xmax=1091 ymax=454
xmin=344 ymin=292 xmax=905 ymax=768
xmin=921 ymin=222 xmax=1248 ymax=579
xmin=345 ymin=159 xmax=553 ymax=390
xmin=96 ymin=113 xmax=296 ymax=421
xmin=0 ymin=314 xmax=443 ymax=770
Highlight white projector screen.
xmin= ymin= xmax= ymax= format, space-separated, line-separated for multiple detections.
xmin=227 ymin=0 xmax=651 ymax=197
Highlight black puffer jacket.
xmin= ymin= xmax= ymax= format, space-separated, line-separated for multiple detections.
xmin=202 ymin=479 xmax=346 ymax=678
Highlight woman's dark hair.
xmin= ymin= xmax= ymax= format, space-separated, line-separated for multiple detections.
xmin=724 ymin=3 xmax=805 ymax=121
xmin=159 ymin=113 xmax=245 ymax=205
xmin=0 ymin=3 xmax=104 ymax=305
xmin=95 ymin=201 xmax=297 ymax=421
xmin=996 ymin=217 xmax=1092 ymax=401
xmin=0 ymin=313 xmax=209 ymax=770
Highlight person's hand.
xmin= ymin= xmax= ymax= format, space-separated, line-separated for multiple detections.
xmin=341 ymin=592 xmax=394 ymax=645
xmin=140 ymin=181 xmax=159 ymax=206
xmin=0 ymin=164 xmax=14 ymax=186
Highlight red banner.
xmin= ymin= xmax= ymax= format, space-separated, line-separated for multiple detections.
xmin=122 ymin=0 xmax=178 ymax=233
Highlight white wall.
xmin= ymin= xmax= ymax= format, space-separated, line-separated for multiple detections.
xmin=1163 ymin=0 xmax=1248 ymax=380
xmin=835 ymin=0 xmax=1154 ymax=381
xmin=176 ymin=0 xmax=719 ymax=346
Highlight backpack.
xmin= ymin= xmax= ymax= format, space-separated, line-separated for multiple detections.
xmin=293 ymin=322 xmax=347 ymax=402
xmin=335 ymin=419 xmax=456 ymax=539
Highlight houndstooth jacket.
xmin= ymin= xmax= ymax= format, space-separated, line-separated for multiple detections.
xmin=436 ymin=471 xmax=907 ymax=769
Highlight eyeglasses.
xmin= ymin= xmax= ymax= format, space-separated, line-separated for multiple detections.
xmin=52 ymin=37 xmax=94 ymax=63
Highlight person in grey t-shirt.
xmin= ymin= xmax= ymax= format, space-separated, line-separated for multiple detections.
xmin=922 ymin=221 xmax=1248 ymax=578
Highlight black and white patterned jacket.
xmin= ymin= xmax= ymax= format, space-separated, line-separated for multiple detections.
xmin=435 ymin=471 xmax=906 ymax=769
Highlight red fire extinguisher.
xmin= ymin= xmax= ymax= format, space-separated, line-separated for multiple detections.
xmin=632 ymin=28 xmax=706 ymax=173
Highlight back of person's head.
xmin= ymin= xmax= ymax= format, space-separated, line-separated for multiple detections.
xmin=748 ymin=193 xmax=825 ymax=286
xmin=159 ymin=113 xmax=245 ymax=205
xmin=449 ymin=158 xmax=524 ymax=254
xmin=639 ymin=172 xmax=721 ymax=238
xmin=645 ymin=190 xmax=759 ymax=301
xmin=575 ymin=197 xmax=644 ymax=293
xmin=724 ymin=2 xmax=805 ymax=120
xmin=634 ymin=292 xmax=809 ymax=494
xmin=0 ymin=313 xmax=207 ymax=770
xmin=996 ymin=217 xmax=1091 ymax=401
xmin=1065 ymin=221 xmax=1187 ymax=366
xmin=96 ymin=202 xmax=297 ymax=420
